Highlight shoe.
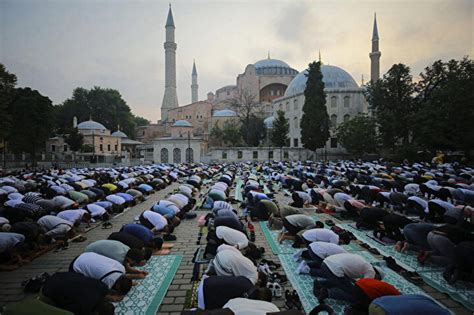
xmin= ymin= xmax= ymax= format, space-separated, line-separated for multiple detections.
xmin=292 ymin=249 xmax=305 ymax=262
xmin=296 ymin=261 xmax=310 ymax=274
xmin=273 ymin=282 xmax=282 ymax=298
xmin=292 ymin=290 xmax=302 ymax=310
xmin=285 ymin=290 xmax=294 ymax=309
xmin=163 ymin=234 xmax=177 ymax=241
xmin=266 ymin=282 xmax=275 ymax=296
xmin=258 ymin=263 xmax=272 ymax=275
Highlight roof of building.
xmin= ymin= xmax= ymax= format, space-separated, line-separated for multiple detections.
xmin=264 ymin=116 xmax=274 ymax=128
xmin=284 ymin=65 xmax=359 ymax=97
xmin=172 ymin=120 xmax=193 ymax=127
xmin=253 ymin=57 xmax=298 ymax=76
xmin=254 ymin=58 xmax=291 ymax=69
xmin=111 ymin=130 xmax=128 ymax=138
xmin=166 ymin=5 xmax=175 ymax=27
xmin=212 ymin=109 xmax=238 ymax=117
xmin=77 ymin=120 xmax=107 ymax=130
xmin=121 ymin=138 xmax=143 ymax=145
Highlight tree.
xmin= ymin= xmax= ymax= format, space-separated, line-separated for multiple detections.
xmin=65 ymin=128 xmax=84 ymax=162
xmin=210 ymin=123 xmax=223 ymax=146
xmin=7 ymin=88 xmax=54 ymax=164
xmin=0 ymin=64 xmax=17 ymax=141
xmin=133 ymin=115 xmax=150 ymax=127
xmin=365 ymin=64 xmax=417 ymax=151
xmin=227 ymin=89 xmax=266 ymax=146
xmin=301 ymin=61 xmax=330 ymax=156
xmin=55 ymin=87 xmax=137 ymax=137
xmin=415 ymin=57 xmax=474 ymax=153
xmin=336 ymin=114 xmax=377 ymax=157
xmin=222 ymin=121 xmax=242 ymax=146
xmin=270 ymin=110 xmax=289 ymax=159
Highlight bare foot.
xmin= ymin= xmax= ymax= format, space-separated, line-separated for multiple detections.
xmin=395 ymin=241 xmax=402 ymax=252
xmin=401 ymin=242 xmax=409 ymax=253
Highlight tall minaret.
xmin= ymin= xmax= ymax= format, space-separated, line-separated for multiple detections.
xmin=369 ymin=13 xmax=381 ymax=82
xmin=191 ymin=60 xmax=198 ymax=103
xmin=161 ymin=4 xmax=179 ymax=122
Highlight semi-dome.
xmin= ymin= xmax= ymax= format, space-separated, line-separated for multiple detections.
xmin=77 ymin=120 xmax=107 ymax=130
xmin=172 ymin=120 xmax=193 ymax=127
xmin=111 ymin=130 xmax=128 ymax=138
xmin=254 ymin=58 xmax=298 ymax=76
xmin=284 ymin=65 xmax=359 ymax=97
xmin=264 ymin=116 xmax=274 ymax=128
xmin=212 ymin=109 xmax=238 ymax=117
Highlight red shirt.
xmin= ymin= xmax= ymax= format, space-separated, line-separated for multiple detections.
xmin=356 ymin=278 xmax=401 ymax=300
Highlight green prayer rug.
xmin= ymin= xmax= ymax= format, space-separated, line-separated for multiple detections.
xmin=114 ymin=255 xmax=182 ymax=315
xmin=234 ymin=178 xmax=244 ymax=202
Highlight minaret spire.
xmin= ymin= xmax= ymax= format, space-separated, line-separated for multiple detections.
xmin=161 ymin=4 xmax=179 ymax=122
xmin=318 ymin=50 xmax=321 ymax=63
xmin=369 ymin=12 xmax=381 ymax=82
xmin=191 ymin=59 xmax=198 ymax=103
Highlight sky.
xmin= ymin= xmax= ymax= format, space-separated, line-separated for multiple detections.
xmin=1 ymin=0 xmax=473 ymax=122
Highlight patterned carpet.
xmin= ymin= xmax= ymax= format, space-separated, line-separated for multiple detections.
xmin=114 ymin=255 xmax=182 ymax=315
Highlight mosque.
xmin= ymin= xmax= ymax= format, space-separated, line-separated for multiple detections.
xmin=139 ymin=6 xmax=382 ymax=162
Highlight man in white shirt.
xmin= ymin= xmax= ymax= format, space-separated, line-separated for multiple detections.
xmin=216 ymin=226 xmax=249 ymax=249
xmin=139 ymin=210 xmax=176 ymax=241
xmin=212 ymin=244 xmax=259 ymax=285
xmin=37 ymin=215 xmax=75 ymax=241
xmin=307 ymin=242 xmax=347 ymax=267
xmin=57 ymin=209 xmax=91 ymax=226
xmin=223 ymin=297 xmax=279 ymax=315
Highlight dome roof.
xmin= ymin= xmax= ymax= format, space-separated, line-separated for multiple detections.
xmin=264 ymin=116 xmax=274 ymax=128
xmin=111 ymin=130 xmax=128 ymax=138
xmin=254 ymin=58 xmax=291 ymax=69
xmin=213 ymin=109 xmax=238 ymax=117
xmin=172 ymin=120 xmax=193 ymax=127
xmin=77 ymin=120 xmax=107 ymax=130
xmin=284 ymin=65 xmax=359 ymax=97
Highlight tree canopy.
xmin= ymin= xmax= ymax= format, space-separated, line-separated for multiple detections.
xmin=0 ymin=64 xmax=17 ymax=140
xmin=301 ymin=61 xmax=330 ymax=152
xmin=270 ymin=110 xmax=289 ymax=147
xmin=336 ymin=114 xmax=377 ymax=157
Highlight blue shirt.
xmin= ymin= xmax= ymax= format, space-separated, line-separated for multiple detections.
xmin=116 ymin=193 xmax=134 ymax=202
xmin=94 ymin=201 xmax=113 ymax=209
xmin=138 ymin=184 xmax=153 ymax=192
xmin=121 ymin=224 xmax=154 ymax=243
xmin=372 ymin=294 xmax=450 ymax=315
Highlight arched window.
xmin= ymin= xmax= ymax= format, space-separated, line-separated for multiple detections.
xmin=344 ymin=96 xmax=350 ymax=108
xmin=173 ymin=148 xmax=181 ymax=163
xmin=160 ymin=148 xmax=169 ymax=163
xmin=330 ymin=114 xmax=337 ymax=127
xmin=331 ymin=96 xmax=337 ymax=107
xmin=185 ymin=148 xmax=193 ymax=163
xmin=343 ymin=114 xmax=350 ymax=123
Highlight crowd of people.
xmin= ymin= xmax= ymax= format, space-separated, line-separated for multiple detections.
xmin=1 ymin=159 xmax=472 ymax=314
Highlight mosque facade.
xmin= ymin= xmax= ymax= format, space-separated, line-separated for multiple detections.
xmin=145 ymin=7 xmax=382 ymax=162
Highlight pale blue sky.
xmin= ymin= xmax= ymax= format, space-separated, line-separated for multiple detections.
xmin=1 ymin=0 xmax=472 ymax=121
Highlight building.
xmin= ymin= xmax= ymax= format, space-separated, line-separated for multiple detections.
xmin=167 ymin=101 xmax=212 ymax=136
xmin=111 ymin=130 xmax=143 ymax=163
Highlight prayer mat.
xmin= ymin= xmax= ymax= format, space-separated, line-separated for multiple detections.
xmin=419 ymin=270 xmax=474 ymax=311
xmin=337 ymin=223 xmax=442 ymax=273
xmin=234 ymin=178 xmax=244 ymax=202
xmin=114 ymin=255 xmax=182 ymax=315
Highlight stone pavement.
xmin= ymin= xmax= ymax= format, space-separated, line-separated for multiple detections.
xmin=0 ymin=182 xmax=179 ymax=307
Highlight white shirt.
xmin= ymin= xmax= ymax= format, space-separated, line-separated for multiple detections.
xmin=0 ymin=232 xmax=25 ymax=253
xmin=86 ymin=204 xmax=107 ymax=217
xmin=167 ymin=194 xmax=188 ymax=209
xmin=72 ymin=252 xmax=125 ymax=289
xmin=157 ymin=200 xmax=180 ymax=215
xmin=52 ymin=196 xmax=75 ymax=209
xmin=309 ymin=242 xmax=347 ymax=259
xmin=223 ymin=298 xmax=279 ymax=315
xmin=408 ymin=196 xmax=428 ymax=213
xmin=57 ymin=209 xmax=88 ymax=224
xmin=216 ymin=226 xmax=248 ymax=249
xmin=324 ymin=253 xmax=375 ymax=279
xmin=106 ymin=194 xmax=126 ymax=205
xmin=178 ymin=185 xmax=193 ymax=198
xmin=302 ymin=229 xmax=339 ymax=244
xmin=213 ymin=244 xmax=258 ymax=284
xmin=212 ymin=201 xmax=234 ymax=212
xmin=143 ymin=210 xmax=167 ymax=230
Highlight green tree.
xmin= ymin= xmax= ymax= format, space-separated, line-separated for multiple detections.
xmin=301 ymin=61 xmax=330 ymax=156
xmin=55 ymin=87 xmax=137 ymax=137
xmin=133 ymin=115 xmax=150 ymax=127
xmin=65 ymin=127 xmax=84 ymax=162
xmin=415 ymin=57 xmax=474 ymax=153
xmin=210 ymin=123 xmax=223 ymax=146
xmin=240 ymin=115 xmax=266 ymax=147
xmin=222 ymin=121 xmax=242 ymax=146
xmin=0 ymin=64 xmax=17 ymax=141
xmin=7 ymin=88 xmax=54 ymax=164
xmin=270 ymin=110 xmax=289 ymax=159
xmin=336 ymin=114 xmax=377 ymax=157
xmin=365 ymin=64 xmax=417 ymax=151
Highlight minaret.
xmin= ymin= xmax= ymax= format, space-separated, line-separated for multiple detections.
xmin=370 ymin=13 xmax=381 ymax=82
xmin=191 ymin=60 xmax=198 ymax=103
xmin=161 ymin=4 xmax=179 ymax=122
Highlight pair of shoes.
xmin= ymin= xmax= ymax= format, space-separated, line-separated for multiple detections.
xmin=266 ymin=282 xmax=282 ymax=298
xmin=257 ymin=263 xmax=272 ymax=275
xmin=261 ymin=259 xmax=280 ymax=269
xmin=102 ymin=222 xmax=113 ymax=229
xmin=296 ymin=261 xmax=310 ymax=274
xmin=269 ymin=272 xmax=287 ymax=284
xmin=285 ymin=290 xmax=302 ymax=310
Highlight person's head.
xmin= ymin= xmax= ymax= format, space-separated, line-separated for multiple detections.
xmin=243 ymin=243 xmax=264 ymax=260
xmin=338 ymin=232 xmax=351 ymax=245
xmin=66 ymin=228 xmax=76 ymax=239
xmin=143 ymin=247 xmax=153 ymax=260
xmin=82 ymin=212 xmax=92 ymax=223
xmin=256 ymin=271 xmax=268 ymax=287
xmin=96 ymin=300 xmax=115 ymax=315
xmin=1 ymin=224 xmax=11 ymax=232
xmin=315 ymin=221 xmax=324 ymax=228
xmin=113 ymin=276 xmax=132 ymax=295
xmin=248 ymin=286 xmax=273 ymax=302
xmin=125 ymin=248 xmax=145 ymax=266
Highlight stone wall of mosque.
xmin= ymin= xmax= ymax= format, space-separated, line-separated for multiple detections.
xmin=152 ymin=138 xmax=205 ymax=164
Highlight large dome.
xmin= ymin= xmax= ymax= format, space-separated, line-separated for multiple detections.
xmin=284 ymin=65 xmax=359 ymax=97
xmin=77 ymin=120 xmax=107 ymax=130
xmin=254 ymin=58 xmax=298 ymax=76
xmin=111 ymin=130 xmax=128 ymax=138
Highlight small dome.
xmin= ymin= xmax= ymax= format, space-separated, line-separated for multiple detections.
xmin=254 ymin=58 xmax=291 ymax=69
xmin=264 ymin=116 xmax=274 ymax=128
xmin=172 ymin=120 xmax=193 ymax=127
xmin=213 ymin=109 xmax=238 ymax=117
xmin=284 ymin=65 xmax=359 ymax=97
xmin=112 ymin=130 xmax=128 ymax=138
xmin=77 ymin=120 xmax=107 ymax=130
